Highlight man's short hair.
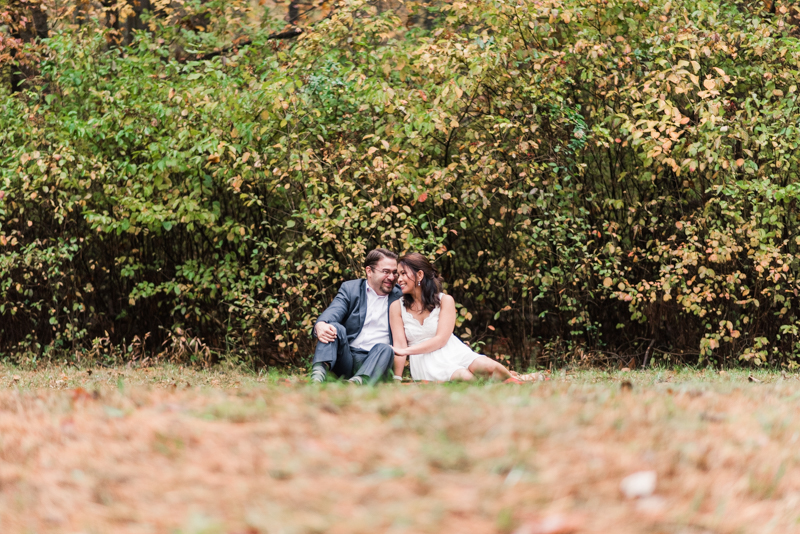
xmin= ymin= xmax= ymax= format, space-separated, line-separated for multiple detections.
xmin=364 ymin=248 xmax=398 ymax=271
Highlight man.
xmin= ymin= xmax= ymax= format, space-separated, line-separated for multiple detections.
xmin=310 ymin=248 xmax=402 ymax=385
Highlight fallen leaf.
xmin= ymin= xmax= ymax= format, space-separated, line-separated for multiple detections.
xmin=700 ymin=412 xmax=726 ymax=423
xmin=748 ymin=375 xmax=761 ymax=383
xmin=71 ymin=388 xmax=93 ymax=402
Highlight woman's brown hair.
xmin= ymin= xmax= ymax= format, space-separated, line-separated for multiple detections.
xmin=398 ymin=252 xmax=444 ymax=312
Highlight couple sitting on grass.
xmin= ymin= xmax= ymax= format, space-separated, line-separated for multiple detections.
xmin=310 ymin=248 xmax=537 ymax=385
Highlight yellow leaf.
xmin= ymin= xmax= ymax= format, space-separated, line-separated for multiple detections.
xmin=703 ymin=79 xmax=715 ymax=90
xmin=736 ymin=158 xmax=745 ymax=167
xmin=691 ymin=61 xmax=700 ymax=73
xmin=603 ymin=277 xmax=613 ymax=287
xmin=367 ymin=147 xmax=378 ymax=155
xmin=455 ymin=86 xmax=463 ymax=98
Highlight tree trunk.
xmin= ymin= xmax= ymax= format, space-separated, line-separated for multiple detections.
xmin=123 ymin=0 xmax=152 ymax=45
xmin=7 ymin=0 xmax=48 ymax=92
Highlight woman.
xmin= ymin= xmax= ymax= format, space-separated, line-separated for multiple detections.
xmin=389 ymin=252 xmax=529 ymax=382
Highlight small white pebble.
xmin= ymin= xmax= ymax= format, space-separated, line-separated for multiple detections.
xmin=620 ymin=470 xmax=657 ymax=499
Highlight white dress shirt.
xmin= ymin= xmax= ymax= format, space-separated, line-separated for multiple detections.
xmin=350 ymin=284 xmax=391 ymax=351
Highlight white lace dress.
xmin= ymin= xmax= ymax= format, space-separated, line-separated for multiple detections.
xmin=401 ymin=296 xmax=483 ymax=381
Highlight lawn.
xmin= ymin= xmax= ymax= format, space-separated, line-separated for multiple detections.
xmin=0 ymin=365 xmax=797 ymax=533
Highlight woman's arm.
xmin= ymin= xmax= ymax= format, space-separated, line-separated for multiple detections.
xmin=389 ymin=300 xmax=408 ymax=377
xmin=394 ymin=295 xmax=456 ymax=356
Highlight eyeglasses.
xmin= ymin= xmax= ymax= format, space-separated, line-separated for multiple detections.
xmin=371 ymin=268 xmax=397 ymax=277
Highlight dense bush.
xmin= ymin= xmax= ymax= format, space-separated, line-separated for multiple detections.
xmin=3 ymin=0 xmax=800 ymax=368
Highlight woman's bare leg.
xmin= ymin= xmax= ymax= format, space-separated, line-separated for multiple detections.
xmin=393 ymin=355 xmax=407 ymax=378
xmin=450 ymin=368 xmax=475 ymax=381
xmin=468 ymin=356 xmax=513 ymax=380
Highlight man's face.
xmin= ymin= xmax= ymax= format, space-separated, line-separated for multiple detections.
xmin=366 ymin=257 xmax=398 ymax=296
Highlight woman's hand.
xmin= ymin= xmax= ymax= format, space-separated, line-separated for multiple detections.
xmin=392 ymin=345 xmax=411 ymax=357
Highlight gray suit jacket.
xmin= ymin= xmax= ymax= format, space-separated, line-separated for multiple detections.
xmin=314 ymin=279 xmax=403 ymax=346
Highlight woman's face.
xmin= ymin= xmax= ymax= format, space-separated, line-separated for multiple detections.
xmin=396 ymin=264 xmax=418 ymax=295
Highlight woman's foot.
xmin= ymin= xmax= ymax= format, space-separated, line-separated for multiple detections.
xmin=513 ymin=372 xmax=545 ymax=382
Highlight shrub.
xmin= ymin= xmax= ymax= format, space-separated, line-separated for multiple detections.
xmin=2 ymin=0 xmax=800 ymax=368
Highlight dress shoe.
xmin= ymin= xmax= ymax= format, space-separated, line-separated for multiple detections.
xmin=310 ymin=362 xmax=328 ymax=383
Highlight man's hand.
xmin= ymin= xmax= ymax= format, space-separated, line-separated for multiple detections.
xmin=315 ymin=322 xmax=338 ymax=344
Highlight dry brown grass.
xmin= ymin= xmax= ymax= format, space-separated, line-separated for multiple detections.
xmin=0 ymin=366 xmax=798 ymax=533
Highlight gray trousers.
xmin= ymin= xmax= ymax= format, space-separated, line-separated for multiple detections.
xmin=313 ymin=322 xmax=394 ymax=385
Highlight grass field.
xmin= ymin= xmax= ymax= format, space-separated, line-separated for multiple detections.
xmin=0 ymin=365 xmax=798 ymax=533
